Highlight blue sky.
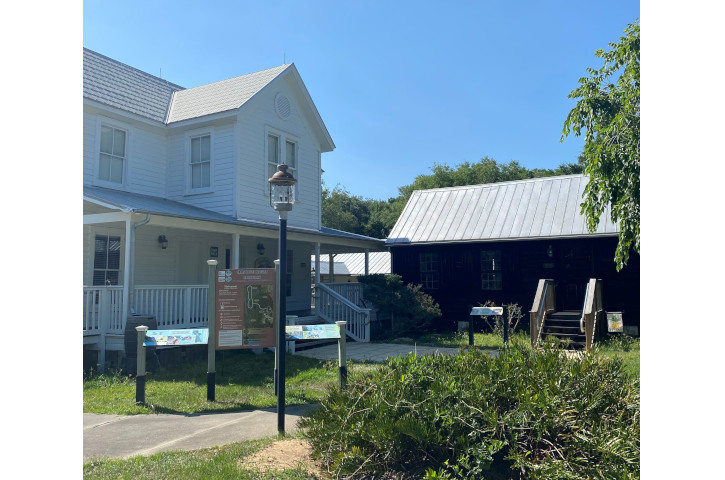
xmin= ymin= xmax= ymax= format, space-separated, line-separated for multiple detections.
xmin=83 ymin=1 xmax=638 ymax=200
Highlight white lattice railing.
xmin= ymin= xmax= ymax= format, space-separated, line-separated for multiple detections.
xmin=316 ymin=283 xmax=371 ymax=342
xmin=83 ymin=286 xmax=125 ymax=334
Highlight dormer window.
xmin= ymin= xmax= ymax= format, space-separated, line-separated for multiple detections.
xmin=99 ymin=125 xmax=126 ymax=184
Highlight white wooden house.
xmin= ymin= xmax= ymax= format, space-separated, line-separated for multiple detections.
xmin=83 ymin=49 xmax=384 ymax=370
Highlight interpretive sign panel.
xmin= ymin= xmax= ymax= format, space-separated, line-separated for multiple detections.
xmin=144 ymin=328 xmax=209 ymax=346
xmin=216 ymin=268 xmax=276 ymax=350
xmin=285 ymin=324 xmax=341 ymax=340
xmin=470 ymin=306 xmax=503 ymax=316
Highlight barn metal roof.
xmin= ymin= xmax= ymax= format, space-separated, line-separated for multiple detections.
xmin=385 ymin=174 xmax=617 ymax=246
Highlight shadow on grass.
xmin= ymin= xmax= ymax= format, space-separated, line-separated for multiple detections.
xmin=149 ymin=349 xmax=328 ymax=388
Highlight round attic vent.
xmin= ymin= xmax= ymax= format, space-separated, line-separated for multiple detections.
xmin=275 ymin=93 xmax=291 ymax=120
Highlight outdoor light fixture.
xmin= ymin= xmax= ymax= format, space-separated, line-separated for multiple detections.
xmin=268 ymin=163 xmax=297 ymax=211
xmin=268 ymin=162 xmax=297 ymax=435
xmin=158 ymin=235 xmax=168 ymax=250
xmin=547 ymin=244 xmax=553 ymax=258
xmin=257 ymin=243 xmax=265 ymax=255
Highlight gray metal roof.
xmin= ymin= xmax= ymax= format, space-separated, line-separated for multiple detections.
xmin=83 ymin=48 xmax=184 ymax=123
xmin=167 ymin=64 xmax=290 ymax=123
xmin=83 ymin=186 xmax=384 ymax=245
xmin=311 ymin=252 xmax=391 ymax=276
xmin=385 ymin=174 xmax=617 ymax=246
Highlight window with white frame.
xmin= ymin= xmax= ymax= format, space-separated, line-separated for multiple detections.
xmin=93 ymin=235 xmax=121 ymax=285
xmin=481 ymin=250 xmax=502 ymax=290
xmin=266 ymin=132 xmax=297 ymax=195
xmin=190 ymin=133 xmax=211 ymax=190
xmin=98 ymin=125 xmax=126 ymax=184
xmin=419 ymin=252 xmax=439 ymax=290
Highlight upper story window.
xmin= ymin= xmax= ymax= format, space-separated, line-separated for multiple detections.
xmin=98 ymin=125 xmax=126 ymax=184
xmin=190 ymin=134 xmax=211 ymax=190
xmin=267 ymin=130 xmax=298 ymax=197
xmin=186 ymin=130 xmax=213 ymax=194
xmin=481 ymin=250 xmax=502 ymax=290
xmin=419 ymin=252 xmax=439 ymax=290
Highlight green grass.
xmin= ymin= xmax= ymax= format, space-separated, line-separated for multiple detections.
xmin=386 ymin=330 xmax=640 ymax=377
xmin=84 ymin=350 xmax=379 ymax=415
xmin=83 ymin=435 xmax=326 ymax=480
xmin=595 ymin=334 xmax=640 ymax=377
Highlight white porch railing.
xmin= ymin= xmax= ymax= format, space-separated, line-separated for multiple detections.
xmin=83 ymin=286 xmax=125 ymax=334
xmin=83 ymin=285 xmax=209 ymax=336
xmin=324 ymin=282 xmax=366 ymax=307
xmin=84 ymin=283 xmax=370 ymax=343
xmin=316 ymin=283 xmax=371 ymax=342
xmin=133 ymin=285 xmax=209 ymax=328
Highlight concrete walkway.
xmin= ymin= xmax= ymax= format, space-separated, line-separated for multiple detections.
xmin=83 ymin=342 xmax=466 ymax=462
xmin=294 ymin=342 xmax=462 ymax=362
xmin=83 ymin=405 xmax=315 ymax=462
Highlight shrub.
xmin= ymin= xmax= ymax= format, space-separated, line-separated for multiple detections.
xmin=301 ymin=345 xmax=639 ymax=479
xmin=358 ymin=274 xmax=442 ymax=337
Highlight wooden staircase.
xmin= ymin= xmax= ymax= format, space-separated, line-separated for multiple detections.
xmin=530 ymin=278 xmax=604 ymax=353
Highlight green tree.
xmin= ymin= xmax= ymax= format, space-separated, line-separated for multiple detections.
xmin=562 ymin=21 xmax=640 ymax=271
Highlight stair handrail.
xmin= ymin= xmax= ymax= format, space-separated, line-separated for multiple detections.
xmin=316 ymin=282 xmax=371 ymax=342
xmin=529 ymin=279 xmax=555 ymax=347
xmin=581 ymin=278 xmax=603 ymax=353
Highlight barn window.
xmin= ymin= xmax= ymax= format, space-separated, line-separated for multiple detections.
xmin=481 ymin=250 xmax=502 ymax=290
xmin=93 ymin=235 xmax=121 ymax=285
xmin=419 ymin=252 xmax=439 ymax=289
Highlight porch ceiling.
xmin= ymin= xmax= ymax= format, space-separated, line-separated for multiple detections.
xmin=83 ymin=185 xmax=385 ymax=254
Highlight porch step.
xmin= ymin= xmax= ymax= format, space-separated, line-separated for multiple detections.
xmin=541 ymin=310 xmax=586 ymax=349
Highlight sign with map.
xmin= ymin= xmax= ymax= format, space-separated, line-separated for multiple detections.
xmin=215 ymin=268 xmax=276 ymax=350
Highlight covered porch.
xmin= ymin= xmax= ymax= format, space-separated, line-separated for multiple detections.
xmin=83 ymin=186 xmax=385 ymax=371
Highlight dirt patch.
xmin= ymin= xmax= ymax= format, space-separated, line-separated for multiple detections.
xmin=239 ymin=438 xmax=329 ymax=478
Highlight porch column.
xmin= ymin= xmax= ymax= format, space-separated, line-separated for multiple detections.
xmin=329 ymin=253 xmax=336 ymax=283
xmin=364 ymin=249 xmax=370 ymax=276
xmin=231 ymin=233 xmax=240 ymax=268
xmin=314 ymin=243 xmax=321 ymax=285
xmin=123 ymin=217 xmax=132 ymax=323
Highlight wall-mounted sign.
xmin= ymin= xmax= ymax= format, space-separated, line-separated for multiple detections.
xmin=144 ymin=328 xmax=209 ymax=346
xmin=215 ymin=268 xmax=276 ymax=349
xmin=607 ymin=312 xmax=624 ymax=333
xmin=210 ymin=246 xmax=219 ymax=258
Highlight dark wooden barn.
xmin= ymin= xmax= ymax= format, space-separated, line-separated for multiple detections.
xmin=385 ymin=175 xmax=640 ymax=336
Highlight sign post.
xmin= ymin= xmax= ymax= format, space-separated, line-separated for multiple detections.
xmin=207 ymin=260 xmax=218 ymax=401
xmin=336 ymin=321 xmax=347 ymax=390
xmin=470 ymin=306 xmax=505 ymax=347
xmin=135 ymin=325 xmax=148 ymax=404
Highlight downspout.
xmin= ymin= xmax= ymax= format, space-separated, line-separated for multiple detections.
xmin=123 ymin=213 xmax=151 ymax=323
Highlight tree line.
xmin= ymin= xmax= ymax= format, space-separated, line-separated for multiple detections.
xmin=322 ymin=156 xmax=584 ymax=239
